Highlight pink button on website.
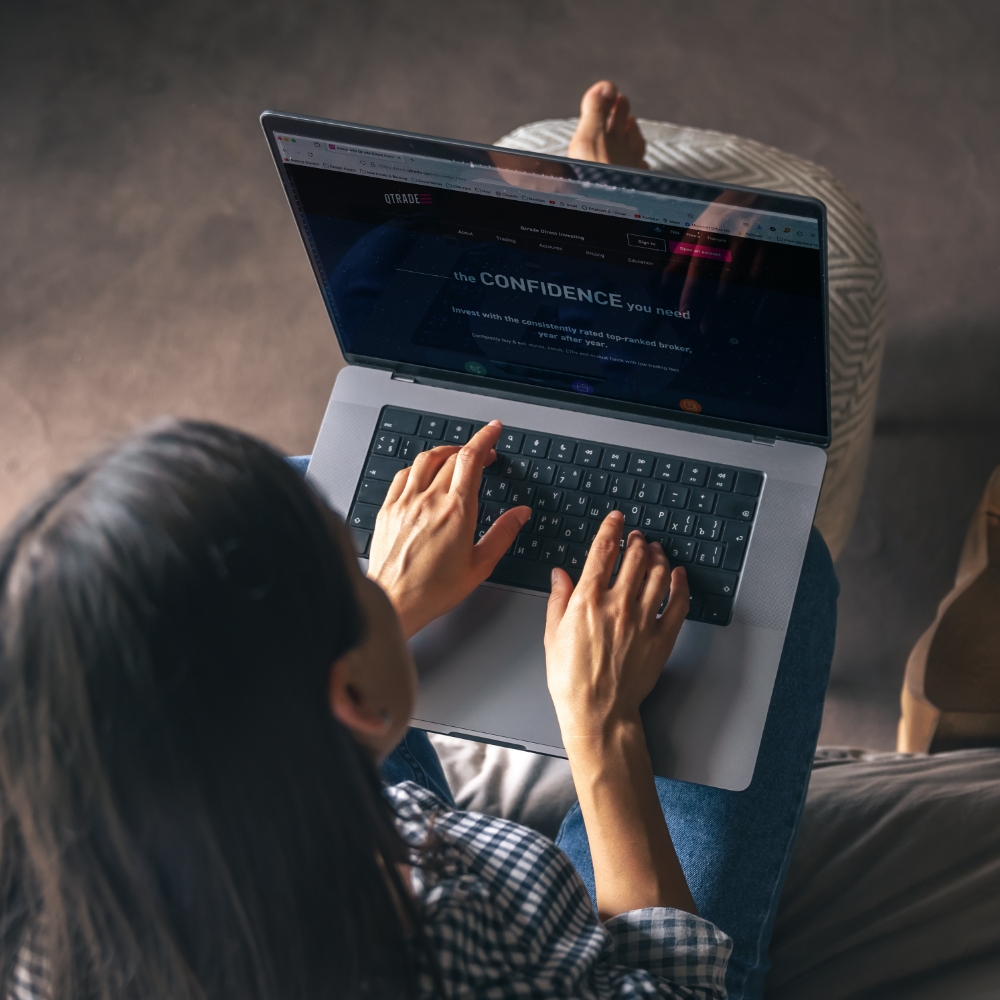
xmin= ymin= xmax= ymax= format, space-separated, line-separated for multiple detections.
xmin=669 ymin=241 xmax=733 ymax=262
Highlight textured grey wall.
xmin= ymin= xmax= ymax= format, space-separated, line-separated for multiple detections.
xmin=2 ymin=0 xmax=998 ymax=746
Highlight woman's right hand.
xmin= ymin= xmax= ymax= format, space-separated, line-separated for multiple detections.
xmin=544 ymin=510 xmax=690 ymax=752
xmin=543 ymin=510 xmax=696 ymax=919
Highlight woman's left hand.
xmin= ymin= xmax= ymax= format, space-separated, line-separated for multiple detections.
xmin=367 ymin=420 xmax=531 ymax=639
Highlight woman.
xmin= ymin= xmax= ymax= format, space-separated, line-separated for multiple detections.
xmin=0 ymin=417 xmax=836 ymax=1000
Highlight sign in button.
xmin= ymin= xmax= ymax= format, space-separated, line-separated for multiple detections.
xmin=627 ymin=233 xmax=667 ymax=251
xmin=668 ymin=241 xmax=733 ymax=262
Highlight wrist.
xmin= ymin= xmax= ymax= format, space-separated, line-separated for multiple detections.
xmin=560 ymin=711 xmax=646 ymax=770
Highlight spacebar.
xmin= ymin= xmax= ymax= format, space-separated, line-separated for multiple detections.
xmin=488 ymin=556 xmax=551 ymax=593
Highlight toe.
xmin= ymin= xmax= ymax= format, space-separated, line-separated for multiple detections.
xmin=578 ymin=80 xmax=618 ymax=129
xmin=606 ymin=93 xmax=632 ymax=136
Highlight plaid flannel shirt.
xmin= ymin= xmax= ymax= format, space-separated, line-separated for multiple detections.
xmin=391 ymin=781 xmax=731 ymax=999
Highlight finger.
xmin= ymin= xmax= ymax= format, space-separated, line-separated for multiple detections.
xmin=658 ymin=566 xmax=690 ymax=639
xmin=473 ymin=506 xmax=531 ymax=572
xmin=401 ymin=445 xmax=460 ymax=495
xmin=638 ymin=541 xmax=672 ymax=620
xmin=578 ymin=510 xmax=625 ymax=592
xmin=612 ymin=530 xmax=650 ymax=600
xmin=450 ymin=420 xmax=502 ymax=497
xmin=545 ymin=567 xmax=575 ymax=641
xmin=384 ymin=464 xmax=411 ymax=505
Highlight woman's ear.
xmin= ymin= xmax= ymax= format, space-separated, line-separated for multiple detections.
xmin=329 ymin=651 xmax=395 ymax=747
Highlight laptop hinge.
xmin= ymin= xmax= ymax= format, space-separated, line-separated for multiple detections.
xmin=390 ymin=373 xmax=416 ymax=383
xmin=753 ymin=434 xmax=777 ymax=446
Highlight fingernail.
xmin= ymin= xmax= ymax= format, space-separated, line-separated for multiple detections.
xmin=488 ymin=419 xmax=501 ymax=427
xmin=550 ymin=568 xmax=558 ymax=585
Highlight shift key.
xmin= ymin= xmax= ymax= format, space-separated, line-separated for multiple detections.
xmin=349 ymin=503 xmax=381 ymax=531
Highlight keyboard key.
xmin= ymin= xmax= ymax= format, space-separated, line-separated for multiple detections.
xmin=551 ymin=439 xmax=577 ymax=463
xmin=497 ymin=430 xmax=524 ymax=453
xmin=523 ymin=434 xmax=551 ymax=457
xmin=398 ymin=436 xmax=428 ymax=461
xmin=479 ymin=502 xmax=506 ymax=526
xmin=358 ymin=478 xmax=390 ymax=505
xmin=627 ymin=453 xmax=655 ymax=477
xmin=534 ymin=513 xmax=562 ymax=537
xmin=514 ymin=535 xmax=543 ymax=560
xmin=529 ymin=461 xmax=557 ymax=485
xmin=363 ymin=455 xmax=405 ymax=481
xmin=418 ymin=415 xmax=445 ymax=439
xmin=534 ymin=488 xmax=563 ymax=511
xmin=709 ymin=467 xmax=734 ymax=492
xmin=680 ymin=462 xmax=708 ymax=486
xmin=689 ymin=490 xmax=717 ymax=513
xmin=480 ymin=478 xmax=509 ymax=502
xmin=722 ymin=540 xmax=746 ymax=571
xmin=653 ymin=456 xmax=682 ymax=481
xmin=618 ymin=501 xmax=643 ymax=526
xmin=734 ymin=471 xmax=763 ymax=496
xmin=695 ymin=543 xmax=724 ymax=567
xmin=716 ymin=495 xmax=756 ymax=521
xmin=373 ymin=432 xmax=399 ymax=456
xmin=349 ymin=503 xmax=380 ymax=531
xmin=349 ymin=527 xmax=371 ymax=556
xmin=444 ymin=420 xmax=473 ymax=444
xmin=563 ymin=491 xmax=588 ymax=516
xmin=686 ymin=565 xmax=738 ymax=597
xmin=576 ymin=444 xmax=603 ymax=466
xmin=634 ymin=479 xmax=662 ymax=503
xmin=501 ymin=457 xmax=532 ymax=480
xmin=379 ymin=408 xmax=420 ymax=435
xmin=540 ymin=538 xmax=568 ymax=565
xmin=641 ymin=507 xmax=669 ymax=533
xmin=721 ymin=520 xmax=750 ymax=544
xmin=601 ymin=448 xmax=630 ymax=472
xmin=695 ymin=516 xmax=722 ymax=540
xmin=702 ymin=595 xmax=734 ymax=625
xmin=667 ymin=511 xmax=696 ymax=536
xmin=582 ymin=470 xmax=609 ymax=494
xmin=555 ymin=467 xmax=581 ymax=490
xmin=560 ymin=517 xmax=589 ymax=542
xmin=663 ymin=485 xmax=690 ymax=508
xmin=608 ymin=475 xmax=636 ymax=499
xmin=565 ymin=544 xmax=589 ymax=579
xmin=587 ymin=497 xmax=616 ymax=520
xmin=507 ymin=483 xmax=536 ymax=507
xmin=667 ymin=537 xmax=696 ymax=563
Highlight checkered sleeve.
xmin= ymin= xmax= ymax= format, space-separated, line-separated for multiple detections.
xmin=605 ymin=909 xmax=731 ymax=997
xmin=388 ymin=782 xmax=732 ymax=999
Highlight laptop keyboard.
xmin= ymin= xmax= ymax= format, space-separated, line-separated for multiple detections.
xmin=348 ymin=406 xmax=763 ymax=626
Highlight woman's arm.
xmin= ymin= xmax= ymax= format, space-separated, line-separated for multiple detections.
xmin=544 ymin=512 xmax=696 ymax=919
xmin=367 ymin=421 xmax=530 ymax=639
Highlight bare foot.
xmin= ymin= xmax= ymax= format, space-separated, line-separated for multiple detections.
xmin=567 ymin=80 xmax=648 ymax=169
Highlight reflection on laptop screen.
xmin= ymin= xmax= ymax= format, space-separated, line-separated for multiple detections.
xmin=276 ymin=131 xmax=828 ymax=442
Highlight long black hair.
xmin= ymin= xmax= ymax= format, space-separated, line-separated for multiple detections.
xmin=0 ymin=420 xmax=422 ymax=999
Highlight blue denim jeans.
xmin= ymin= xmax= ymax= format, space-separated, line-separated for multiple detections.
xmin=292 ymin=458 xmax=837 ymax=1000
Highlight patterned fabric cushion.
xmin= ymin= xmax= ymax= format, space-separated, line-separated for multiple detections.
xmin=495 ymin=119 xmax=886 ymax=558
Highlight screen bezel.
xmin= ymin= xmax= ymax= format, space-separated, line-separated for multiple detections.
xmin=261 ymin=110 xmax=831 ymax=447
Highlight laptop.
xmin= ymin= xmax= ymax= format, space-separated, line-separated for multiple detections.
xmin=261 ymin=111 xmax=829 ymax=791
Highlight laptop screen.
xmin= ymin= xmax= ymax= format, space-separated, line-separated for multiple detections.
xmin=265 ymin=117 xmax=829 ymax=444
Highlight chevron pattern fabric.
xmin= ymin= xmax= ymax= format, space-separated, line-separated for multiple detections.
xmin=495 ymin=119 xmax=886 ymax=559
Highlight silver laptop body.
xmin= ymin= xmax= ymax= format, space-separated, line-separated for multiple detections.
xmin=262 ymin=112 xmax=830 ymax=791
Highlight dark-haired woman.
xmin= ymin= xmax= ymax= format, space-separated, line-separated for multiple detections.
xmin=0 ymin=418 xmax=836 ymax=1000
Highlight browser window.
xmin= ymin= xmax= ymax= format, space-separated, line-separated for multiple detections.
xmin=276 ymin=132 xmax=827 ymax=440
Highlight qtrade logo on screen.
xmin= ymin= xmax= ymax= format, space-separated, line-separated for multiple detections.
xmin=384 ymin=192 xmax=433 ymax=205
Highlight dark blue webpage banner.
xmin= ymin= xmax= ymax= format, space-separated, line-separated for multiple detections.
xmin=288 ymin=165 xmax=828 ymax=439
